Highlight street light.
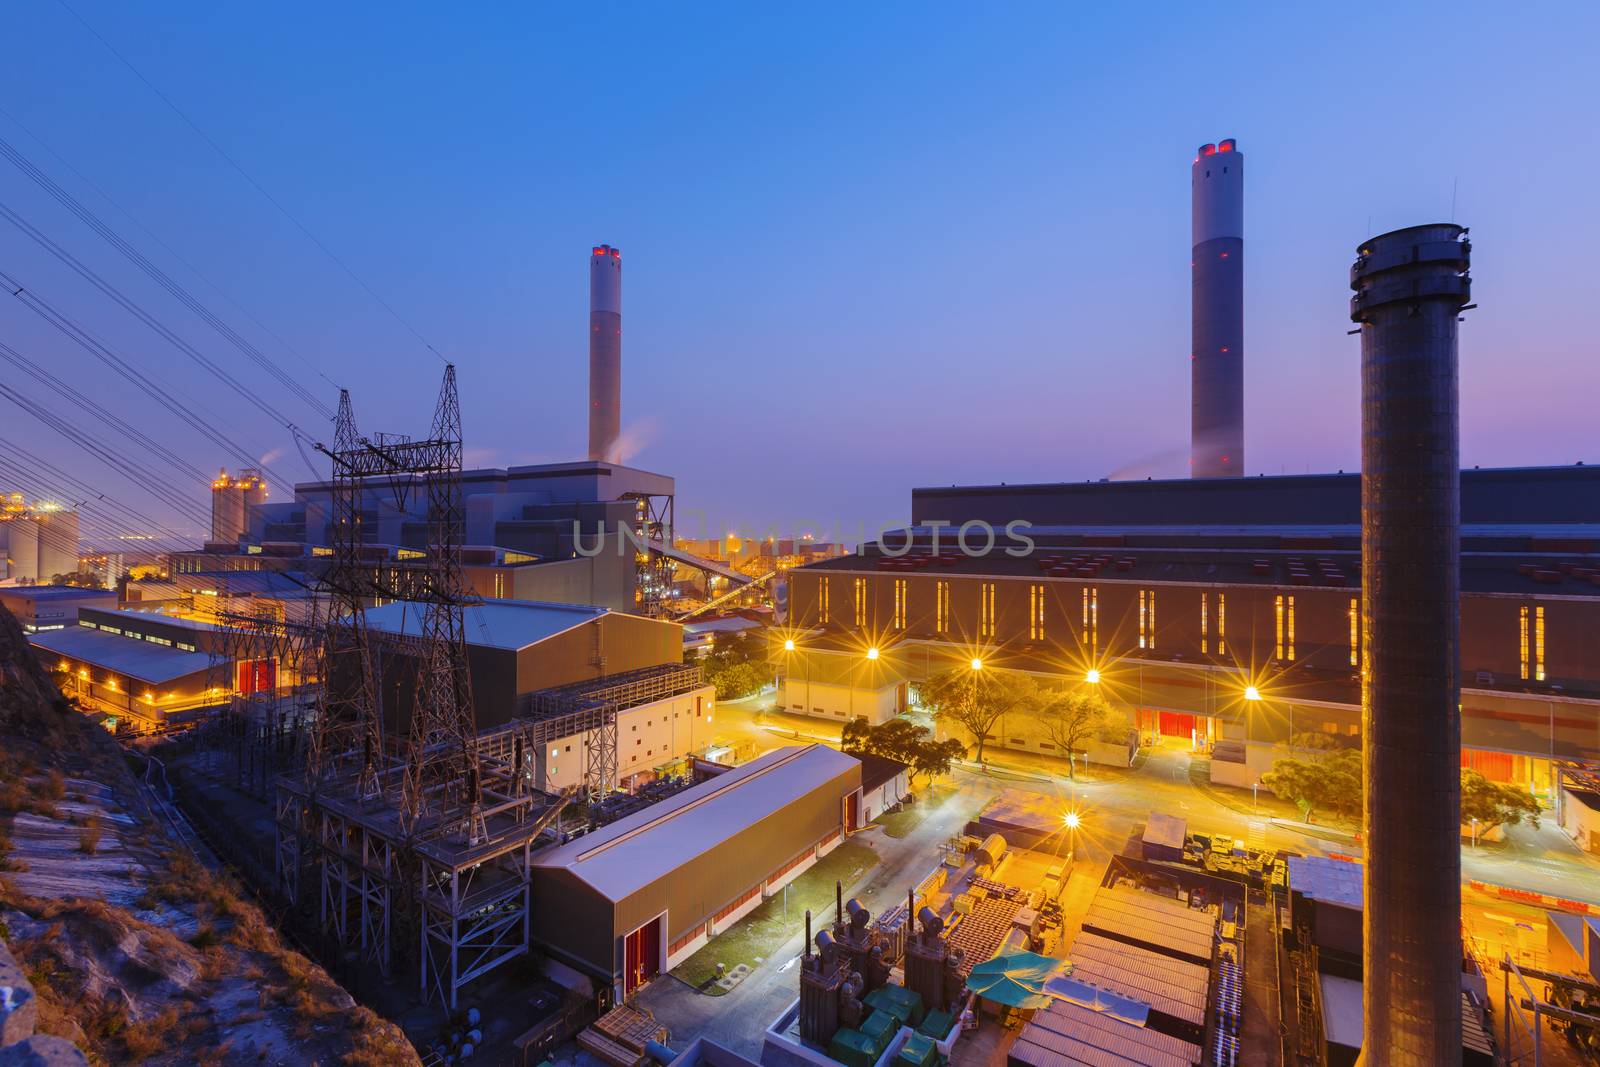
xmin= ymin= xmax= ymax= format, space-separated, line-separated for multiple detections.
xmin=783 ymin=638 xmax=796 ymax=652
xmin=1244 ymin=685 xmax=1261 ymax=702
xmin=1243 ymin=684 xmax=1261 ymax=751
xmin=866 ymin=647 xmax=879 ymax=661
xmin=1470 ymin=817 xmax=1479 ymax=849
xmin=1063 ymin=811 xmax=1081 ymax=862
xmin=1085 ymin=668 xmax=1100 ymax=685
xmin=971 ymin=658 xmax=983 ymax=671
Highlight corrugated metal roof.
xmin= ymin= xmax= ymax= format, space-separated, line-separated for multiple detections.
xmin=363 ymin=599 xmax=607 ymax=651
xmin=1081 ymin=886 xmax=1216 ymax=964
xmin=1288 ymin=855 xmax=1363 ymax=909
xmin=1019 ymin=999 xmax=1199 ymax=1067
xmin=29 ymin=626 xmax=212 ymax=684
xmin=532 ymin=744 xmax=858 ymax=903
xmin=1068 ymin=932 xmax=1208 ymax=1025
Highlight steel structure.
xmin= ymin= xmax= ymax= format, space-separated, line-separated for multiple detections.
xmin=273 ymin=366 xmax=569 ymax=1007
xmin=1351 ymin=223 xmax=1472 ymax=1065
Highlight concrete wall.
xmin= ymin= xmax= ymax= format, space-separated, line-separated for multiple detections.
xmin=774 ymin=677 xmax=900 ymax=726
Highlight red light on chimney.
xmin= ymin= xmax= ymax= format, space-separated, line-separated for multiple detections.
xmin=1221 ymin=347 xmax=1230 ymax=353
xmin=1220 ymin=251 xmax=1229 ymax=258
xmin=1200 ymin=143 xmax=1217 ymax=156
xmin=1218 ymin=139 xmax=1234 ymax=152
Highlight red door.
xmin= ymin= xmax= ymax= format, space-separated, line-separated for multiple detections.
xmin=845 ymin=791 xmax=861 ymax=832
xmin=624 ymin=916 xmax=662 ymax=996
xmin=1158 ymin=711 xmax=1197 ymax=739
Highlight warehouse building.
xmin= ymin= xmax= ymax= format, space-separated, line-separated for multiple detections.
xmin=362 ymin=598 xmax=685 ymax=732
xmin=0 ymin=586 xmax=117 ymax=632
xmin=530 ymin=744 xmax=862 ymax=998
xmin=787 ymin=465 xmax=1600 ymax=810
xmin=29 ymin=607 xmax=220 ymax=728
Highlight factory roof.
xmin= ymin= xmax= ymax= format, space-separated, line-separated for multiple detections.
xmin=363 ymin=599 xmax=607 ymax=651
xmin=0 ymin=586 xmax=115 ymax=602
xmin=1288 ymin=855 xmax=1364 ymax=909
xmin=855 ymin=752 xmax=909 ymax=792
xmin=1142 ymin=813 xmax=1187 ymax=851
xmin=83 ymin=608 xmax=218 ymax=632
xmin=164 ymin=571 xmax=317 ymax=597
xmin=1067 ymin=931 xmax=1209 ymax=1025
xmin=1013 ymin=997 xmax=1200 ymax=1067
xmin=29 ymin=627 xmax=212 ymax=684
xmin=1080 ymin=885 xmax=1217 ymax=965
xmin=532 ymin=744 xmax=858 ymax=904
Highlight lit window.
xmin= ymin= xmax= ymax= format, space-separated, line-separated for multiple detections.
xmin=980 ymin=583 xmax=996 ymax=639
xmin=892 ymin=579 xmax=907 ymax=630
xmin=1274 ymin=595 xmax=1294 ymax=661
xmin=819 ymin=577 xmax=830 ymax=624
xmin=935 ymin=581 xmax=950 ymax=634
xmin=1217 ymin=593 xmax=1226 ymax=656
xmin=1138 ymin=589 xmax=1156 ymax=650
xmin=493 ymin=573 xmax=506 ymax=599
xmin=1200 ymin=592 xmax=1208 ymax=654
xmin=854 ymin=577 xmax=868 ymax=628
xmin=1348 ymin=598 xmax=1359 ymax=667
xmin=1519 ymin=605 xmax=1530 ymax=680
xmin=1029 ymin=584 xmax=1045 ymax=641
xmin=1535 ymin=606 xmax=1546 ymax=682
xmin=1081 ymin=586 xmax=1098 ymax=654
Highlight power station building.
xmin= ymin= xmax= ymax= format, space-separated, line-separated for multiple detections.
xmin=785 ymin=465 xmax=1600 ymax=824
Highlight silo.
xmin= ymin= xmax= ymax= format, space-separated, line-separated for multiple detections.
xmin=1191 ymin=138 xmax=1244 ymax=478
xmin=1349 ymin=223 xmax=1471 ymax=1064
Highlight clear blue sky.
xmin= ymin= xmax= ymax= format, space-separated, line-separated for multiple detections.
xmin=2 ymin=2 xmax=1597 ymax=545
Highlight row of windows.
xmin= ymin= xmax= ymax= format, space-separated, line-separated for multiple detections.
xmin=810 ymin=577 xmax=1552 ymax=678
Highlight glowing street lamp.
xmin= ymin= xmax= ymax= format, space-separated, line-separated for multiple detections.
xmin=1063 ymin=810 xmax=1082 ymax=862
xmin=970 ymin=658 xmax=983 ymax=671
xmin=866 ymin=647 xmax=879 ymax=661
xmin=1244 ymin=685 xmax=1261 ymax=702
xmin=783 ymin=638 xmax=796 ymax=652
xmin=1085 ymin=668 xmax=1101 ymax=685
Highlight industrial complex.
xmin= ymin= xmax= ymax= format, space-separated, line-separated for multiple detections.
xmin=4 ymin=125 xmax=1600 ymax=1067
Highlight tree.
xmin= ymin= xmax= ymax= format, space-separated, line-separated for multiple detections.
xmin=707 ymin=660 xmax=767 ymax=701
xmin=1261 ymin=749 xmax=1362 ymax=823
xmin=919 ymin=668 xmax=1036 ymax=765
xmin=702 ymin=632 xmax=769 ymax=700
xmin=49 ymin=571 xmax=104 ymax=590
xmin=839 ymin=716 xmax=968 ymax=787
xmin=1037 ymin=689 xmax=1117 ymax=779
xmin=1460 ymin=771 xmax=1541 ymax=835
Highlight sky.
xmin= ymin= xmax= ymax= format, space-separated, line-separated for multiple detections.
xmin=2 ymin=2 xmax=1597 ymax=548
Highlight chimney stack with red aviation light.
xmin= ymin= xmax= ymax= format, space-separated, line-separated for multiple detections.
xmin=588 ymin=244 xmax=622 ymax=463
xmin=1191 ymin=138 xmax=1244 ymax=478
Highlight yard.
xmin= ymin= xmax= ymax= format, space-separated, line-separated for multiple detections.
xmin=671 ymin=840 xmax=877 ymax=993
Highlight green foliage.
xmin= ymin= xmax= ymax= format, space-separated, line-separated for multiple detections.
xmin=1036 ymin=689 xmax=1118 ymax=778
xmin=1261 ymin=750 xmax=1362 ymax=823
xmin=1460 ymin=770 xmax=1541 ymax=833
xmin=48 ymin=572 xmax=106 ymax=590
xmin=840 ymin=716 xmax=966 ymax=786
xmin=702 ymin=632 xmax=769 ymax=700
xmin=919 ymin=668 xmax=1036 ymax=763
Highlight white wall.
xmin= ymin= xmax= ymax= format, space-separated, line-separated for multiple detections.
xmin=776 ymin=678 xmax=899 ymax=725
xmin=535 ymin=685 xmax=716 ymax=790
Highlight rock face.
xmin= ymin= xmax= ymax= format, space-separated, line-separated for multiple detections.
xmin=0 ymin=940 xmax=87 ymax=1067
xmin=1 ymin=605 xmax=421 ymax=1066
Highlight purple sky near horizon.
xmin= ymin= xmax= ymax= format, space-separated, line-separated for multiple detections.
xmin=2 ymin=3 xmax=1597 ymax=546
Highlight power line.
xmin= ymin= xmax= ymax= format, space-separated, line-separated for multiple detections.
xmin=0 ymin=200 xmax=314 ymax=440
xmin=0 ymin=103 xmax=343 ymax=395
xmin=0 ymin=131 xmax=334 ymax=418
xmin=53 ymin=0 xmax=450 ymax=368
xmin=0 ymin=263 xmax=297 ymax=485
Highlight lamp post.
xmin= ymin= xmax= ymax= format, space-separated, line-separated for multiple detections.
xmin=1470 ymin=817 xmax=1479 ymax=850
xmin=970 ymin=657 xmax=983 ymax=767
xmin=1063 ymin=811 xmax=1081 ymax=863
xmin=1244 ymin=684 xmax=1261 ymax=753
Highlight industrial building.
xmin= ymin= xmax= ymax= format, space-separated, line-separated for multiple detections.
xmin=210 ymin=467 xmax=267 ymax=546
xmin=0 ymin=493 xmax=80 ymax=583
xmin=785 ymin=463 xmax=1600 ymax=819
xmin=0 ymin=585 xmax=116 ymax=632
xmin=530 ymin=744 xmax=862 ymax=999
xmin=28 ymin=606 xmax=221 ymax=728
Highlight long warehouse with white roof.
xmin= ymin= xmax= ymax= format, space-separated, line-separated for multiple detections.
xmin=530 ymin=744 xmax=863 ymax=998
